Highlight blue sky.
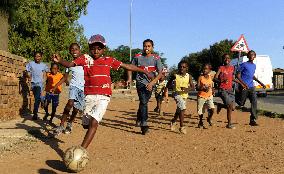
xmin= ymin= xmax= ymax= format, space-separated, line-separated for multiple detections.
xmin=79 ymin=0 xmax=284 ymax=68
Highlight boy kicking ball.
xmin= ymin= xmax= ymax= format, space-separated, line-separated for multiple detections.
xmin=52 ymin=34 xmax=150 ymax=149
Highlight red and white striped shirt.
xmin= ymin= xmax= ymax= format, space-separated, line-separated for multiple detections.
xmin=73 ymin=54 xmax=122 ymax=96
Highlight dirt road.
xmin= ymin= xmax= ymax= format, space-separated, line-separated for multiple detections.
xmin=0 ymin=96 xmax=283 ymax=174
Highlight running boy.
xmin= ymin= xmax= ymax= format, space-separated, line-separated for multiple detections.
xmin=53 ymin=43 xmax=85 ymax=136
xmin=214 ymin=54 xmax=247 ymax=129
xmin=127 ymin=39 xmax=163 ymax=135
xmin=167 ymin=60 xmax=194 ymax=134
xmin=154 ymin=74 xmax=168 ymax=116
xmin=43 ymin=63 xmax=64 ymax=123
xmin=26 ymin=52 xmax=49 ymax=120
xmin=235 ymin=50 xmax=266 ymax=126
xmin=197 ymin=64 xmax=215 ymax=128
xmin=52 ymin=34 xmax=150 ymax=149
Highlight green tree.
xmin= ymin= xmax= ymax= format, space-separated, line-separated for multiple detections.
xmin=181 ymin=39 xmax=237 ymax=80
xmin=8 ymin=0 xmax=89 ymax=62
xmin=0 ymin=0 xmax=17 ymax=51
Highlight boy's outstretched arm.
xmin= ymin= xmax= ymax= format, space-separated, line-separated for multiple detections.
xmin=253 ymin=76 xmax=266 ymax=89
xmin=51 ymin=54 xmax=76 ymax=68
xmin=121 ymin=63 xmax=148 ymax=74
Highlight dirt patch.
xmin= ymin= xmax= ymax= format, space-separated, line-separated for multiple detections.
xmin=0 ymin=96 xmax=283 ymax=174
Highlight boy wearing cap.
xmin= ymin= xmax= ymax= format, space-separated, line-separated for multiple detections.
xmin=52 ymin=34 xmax=151 ymax=149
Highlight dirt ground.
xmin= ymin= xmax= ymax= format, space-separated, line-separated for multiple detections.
xmin=0 ymin=93 xmax=283 ymax=174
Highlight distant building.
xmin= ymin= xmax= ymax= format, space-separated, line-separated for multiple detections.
xmin=273 ymin=68 xmax=284 ymax=89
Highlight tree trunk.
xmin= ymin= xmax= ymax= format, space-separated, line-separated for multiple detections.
xmin=0 ymin=9 xmax=9 ymax=51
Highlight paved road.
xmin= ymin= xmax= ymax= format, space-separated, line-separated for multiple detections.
xmin=187 ymin=91 xmax=284 ymax=114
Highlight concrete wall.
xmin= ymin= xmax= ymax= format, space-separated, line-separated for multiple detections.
xmin=0 ymin=50 xmax=33 ymax=121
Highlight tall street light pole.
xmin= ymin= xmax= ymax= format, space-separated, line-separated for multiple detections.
xmin=130 ymin=0 xmax=134 ymax=62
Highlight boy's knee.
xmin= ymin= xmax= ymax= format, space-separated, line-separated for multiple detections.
xmin=67 ymin=100 xmax=74 ymax=107
xmin=90 ymin=118 xmax=99 ymax=126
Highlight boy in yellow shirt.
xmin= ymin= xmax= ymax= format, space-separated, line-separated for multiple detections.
xmin=166 ymin=60 xmax=194 ymax=134
xmin=43 ymin=63 xmax=64 ymax=123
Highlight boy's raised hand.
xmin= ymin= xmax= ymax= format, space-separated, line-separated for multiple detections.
xmin=51 ymin=54 xmax=61 ymax=63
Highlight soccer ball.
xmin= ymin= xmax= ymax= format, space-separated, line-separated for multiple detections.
xmin=63 ymin=146 xmax=89 ymax=172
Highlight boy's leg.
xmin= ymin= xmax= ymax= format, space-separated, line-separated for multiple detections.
xmin=136 ymin=84 xmax=152 ymax=134
xmin=81 ymin=95 xmax=110 ymax=149
xmin=136 ymin=85 xmax=143 ymax=125
xmin=43 ymin=93 xmax=51 ymax=120
xmin=207 ymin=96 xmax=215 ymax=126
xmin=158 ymin=100 xmax=163 ymax=116
xmin=154 ymin=97 xmax=159 ymax=112
xmin=60 ymin=100 xmax=74 ymax=126
xmin=32 ymin=86 xmax=41 ymax=119
xmin=66 ymin=86 xmax=84 ymax=125
xmin=235 ymin=87 xmax=248 ymax=106
xmin=49 ymin=94 xmax=59 ymax=123
xmin=197 ymin=97 xmax=206 ymax=128
xmin=64 ymin=107 xmax=79 ymax=134
xmin=179 ymin=110 xmax=185 ymax=127
xmin=69 ymin=107 xmax=79 ymax=123
xmin=198 ymin=114 xmax=204 ymax=128
xmin=248 ymin=88 xmax=258 ymax=126
xmin=81 ymin=117 xmax=99 ymax=149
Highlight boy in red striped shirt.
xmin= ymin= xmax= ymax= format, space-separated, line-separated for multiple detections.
xmin=52 ymin=34 xmax=150 ymax=149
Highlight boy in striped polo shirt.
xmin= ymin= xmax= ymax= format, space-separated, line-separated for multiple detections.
xmin=52 ymin=34 xmax=150 ymax=149
xmin=127 ymin=39 xmax=164 ymax=135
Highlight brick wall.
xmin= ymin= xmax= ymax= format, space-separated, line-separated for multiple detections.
xmin=0 ymin=50 xmax=33 ymax=121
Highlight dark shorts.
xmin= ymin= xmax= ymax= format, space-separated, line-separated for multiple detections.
xmin=219 ymin=89 xmax=235 ymax=106
xmin=45 ymin=92 xmax=60 ymax=107
xmin=155 ymin=93 xmax=163 ymax=101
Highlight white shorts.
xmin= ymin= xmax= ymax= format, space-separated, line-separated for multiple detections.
xmin=82 ymin=95 xmax=110 ymax=125
xmin=197 ymin=96 xmax=215 ymax=115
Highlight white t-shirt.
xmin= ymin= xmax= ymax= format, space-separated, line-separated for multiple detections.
xmin=65 ymin=66 xmax=84 ymax=91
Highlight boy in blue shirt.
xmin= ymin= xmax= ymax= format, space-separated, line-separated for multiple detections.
xmin=236 ymin=50 xmax=266 ymax=126
xmin=26 ymin=52 xmax=49 ymax=120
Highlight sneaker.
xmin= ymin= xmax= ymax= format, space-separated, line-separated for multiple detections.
xmin=53 ymin=125 xmax=65 ymax=136
xmin=136 ymin=120 xmax=141 ymax=127
xmin=141 ymin=126 xmax=149 ymax=135
xmin=207 ymin=117 xmax=213 ymax=126
xmin=154 ymin=107 xmax=159 ymax=113
xmin=249 ymin=121 xmax=259 ymax=126
xmin=226 ymin=124 xmax=235 ymax=129
xmin=198 ymin=121 xmax=204 ymax=128
xmin=64 ymin=122 xmax=73 ymax=134
xmin=179 ymin=126 xmax=187 ymax=134
xmin=170 ymin=121 xmax=177 ymax=131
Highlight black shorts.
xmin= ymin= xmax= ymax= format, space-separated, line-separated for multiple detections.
xmin=219 ymin=89 xmax=235 ymax=105
xmin=155 ymin=93 xmax=164 ymax=101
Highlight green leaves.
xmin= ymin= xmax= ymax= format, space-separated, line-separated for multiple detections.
xmin=181 ymin=39 xmax=236 ymax=80
xmin=8 ymin=0 xmax=89 ymax=63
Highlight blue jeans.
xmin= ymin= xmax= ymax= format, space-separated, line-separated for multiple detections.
xmin=44 ymin=92 xmax=59 ymax=118
xmin=32 ymin=85 xmax=42 ymax=116
xmin=136 ymin=82 xmax=153 ymax=127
